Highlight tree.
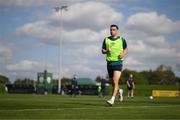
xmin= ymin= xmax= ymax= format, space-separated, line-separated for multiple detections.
xmin=61 ymin=77 xmax=71 ymax=86
xmin=95 ymin=76 xmax=101 ymax=83
xmin=140 ymin=65 xmax=176 ymax=85
xmin=175 ymin=77 xmax=180 ymax=85
xmin=141 ymin=69 xmax=154 ymax=84
xmin=121 ymin=69 xmax=147 ymax=85
xmin=14 ymin=78 xmax=35 ymax=86
xmin=154 ymin=65 xmax=176 ymax=85
xmin=103 ymin=64 xmax=178 ymax=85
xmin=0 ymin=74 xmax=10 ymax=84
xmin=52 ymin=79 xmax=58 ymax=86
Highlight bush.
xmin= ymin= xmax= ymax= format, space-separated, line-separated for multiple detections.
xmin=0 ymin=83 xmax=5 ymax=94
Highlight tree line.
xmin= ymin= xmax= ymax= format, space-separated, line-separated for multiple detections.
xmin=0 ymin=64 xmax=180 ymax=86
xmin=96 ymin=64 xmax=180 ymax=85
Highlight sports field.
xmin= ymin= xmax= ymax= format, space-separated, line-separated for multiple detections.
xmin=0 ymin=94 xmax=180 ymax=119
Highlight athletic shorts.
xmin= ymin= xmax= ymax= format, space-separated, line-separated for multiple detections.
xmin=107 ymin=62 xmax=123 ymax=78
xmin=127 ymin=86 xmax=133 ymax=90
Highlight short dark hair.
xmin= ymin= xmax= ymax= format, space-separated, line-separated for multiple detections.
xmin=110 ymin=24 xmax=119 ymax=30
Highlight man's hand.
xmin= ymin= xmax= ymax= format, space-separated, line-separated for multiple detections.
xmin=102 ymin=48 xmax=111 ymax=54
xmin=119 ymin=48 xmax=128 ymax=59
xmin=119 ymin=52 xmax=125 ymax=59
xmin=107 ymin=47 xmax=112 ymax=52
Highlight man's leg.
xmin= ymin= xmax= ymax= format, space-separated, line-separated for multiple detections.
xmin=107 ymin=71 xmax=121 ymax=105
xmin=103 ymin=88 xmax=106 ymax=97
xmin=127 ymin=90 xmax=130 ymax=98
xmin=102 ymin=87 xmax=105 ymax=97
xmin=112 ymin=71 xmax=121 ymax=97
xmin=131 ymin=89 xmax=134 ymax=98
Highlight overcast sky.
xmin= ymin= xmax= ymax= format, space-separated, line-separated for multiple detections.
xmin=0 ymin=0 xmax=180 ymax=82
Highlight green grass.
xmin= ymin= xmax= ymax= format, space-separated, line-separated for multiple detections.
xmin=0 ymin=94 xmax=180 ymax=119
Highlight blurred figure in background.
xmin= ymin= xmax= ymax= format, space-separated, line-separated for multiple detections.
xmin=98 ymin=84 xmax=102 ymax=97
xmin=71 ymin=74 xmax=78 ymax=97
xmin=126 ymin=74 xmax=135 ymax=98
xmin=101 ymin=77 xmax=106 ymax=97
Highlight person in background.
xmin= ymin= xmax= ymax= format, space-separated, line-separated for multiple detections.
xmin=71 ymin=74 xmax=78 ymax=97
xmin=61 ymin=85 xmax=68 ymax=95
xmin=98 ymin=84 xmax=102 ymax=97
xmin=126 ymin=74 xmax=135 ymax=98
xmin=5 ymin=85 xmax=8 ymax=94
xmin=101 ymin=77 xmax=106 ymax=97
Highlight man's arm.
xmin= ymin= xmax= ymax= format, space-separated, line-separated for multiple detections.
xmin=102 ymin=49 xmax=107 ymax=54
xmin=120 ymin=48 xmax=128 ymax=58
xmin=126 ymin=80 xmax=130 ymax=88
xmin=120 ymin=38 xmax=128 ymax=58
xmin=102 ymin=48 xmax=111 ymax=54
xmin=102 ymin=38 xmax=111 ymax=54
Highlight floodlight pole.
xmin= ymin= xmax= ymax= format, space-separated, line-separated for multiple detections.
xmin=54 ymin=6 xmax=68 ymax=94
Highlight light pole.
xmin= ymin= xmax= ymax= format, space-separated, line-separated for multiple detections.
xmin=54 ymin=6 xmax=68 ymax=94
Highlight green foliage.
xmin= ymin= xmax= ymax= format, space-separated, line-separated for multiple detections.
xmin=100 ymin=65 xmax=180 ymax=85
xmin=121 ymin=69 xmax=147 ymax=84
xmin=0 ymin=74 xmax=10 ymax=84
xmin=53 ymin=77 xmax=72 ymax=86
xmin=14 ymin=78 xmax=35 ymax=86
xmin=95 ymin=76 xmax=101 ymax=83
xmin=52 ymin=79 xmax=58 ymax=86
xmin=61 ymin=77 xmax=71 ymax=86
xmin=147 ymin=64 xmax=176 ymax=84
xmin=0 ymin=75 xmax=9 ymax=94
xmin=102 ymin=64 xmax=179 ymax=85
xmin=0 ymin=83 xmax=5 ymax=94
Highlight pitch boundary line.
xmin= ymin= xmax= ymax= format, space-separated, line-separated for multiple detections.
xmin=0 ymin=105 xmax=180 ymax=112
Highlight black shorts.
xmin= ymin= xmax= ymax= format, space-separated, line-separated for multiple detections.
xmin=107 ymin=62 xmax=123 ymax=78
xmin=127 ymin=86 xmax=133 ymax=90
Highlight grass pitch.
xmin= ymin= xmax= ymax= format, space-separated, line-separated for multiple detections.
xmin=0 ymin=94 xmax=180 ymax=119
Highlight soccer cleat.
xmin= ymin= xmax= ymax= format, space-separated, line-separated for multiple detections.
xmin=106 ymin=99 xmax=114 ymax=106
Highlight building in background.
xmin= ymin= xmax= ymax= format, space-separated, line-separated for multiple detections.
xmin=37 ymin=70 xmax=53 ymax=94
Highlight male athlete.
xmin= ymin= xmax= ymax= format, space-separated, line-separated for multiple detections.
xmin=102 ymin=24 xmax=128 ymax=106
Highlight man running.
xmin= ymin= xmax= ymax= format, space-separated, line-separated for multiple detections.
xmin=102 ymin=24 xmax=128 ymax=106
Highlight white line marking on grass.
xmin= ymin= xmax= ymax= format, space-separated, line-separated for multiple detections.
xmin=0 ymin=105 xmax=180 ymax=112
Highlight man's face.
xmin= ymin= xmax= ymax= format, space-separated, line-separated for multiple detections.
xmin=110 ymin=27 xmax=118 ymax=37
